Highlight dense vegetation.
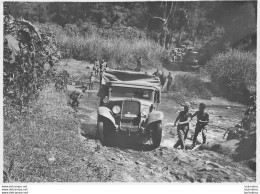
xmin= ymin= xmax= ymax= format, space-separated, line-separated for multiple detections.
xmin=4 ymin=1 xmax=256 ymax=104
xmin=206 ymin=49 xmax=256 ymax=103
xmin=4 ymin=13 xmax=60 ymax=113
xmin=5 ymin=1 xmax=256 ymax=67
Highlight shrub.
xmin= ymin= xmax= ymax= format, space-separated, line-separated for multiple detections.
xmin=206 ymin=49 xmax=256 ymax=103
xmin=4 ymin=15 xmax=59 ymax=112
xmin=171 ymin=74 xmax=212 ymax=100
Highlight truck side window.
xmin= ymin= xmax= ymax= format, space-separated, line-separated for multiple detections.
xmin=154 ymin=91 xmax=160 ymax=103
xmin=154 ymin=91 xmax=158 ymax=103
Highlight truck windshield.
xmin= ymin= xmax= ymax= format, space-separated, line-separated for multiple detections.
xmin=111 ymin=86 xmax=154 ymax=101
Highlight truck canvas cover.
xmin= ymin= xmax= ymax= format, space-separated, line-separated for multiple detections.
xmin=101 ymin=69 xmax=160 ymax=86
xmin=97 ymin=69 xmax=161 ymax=97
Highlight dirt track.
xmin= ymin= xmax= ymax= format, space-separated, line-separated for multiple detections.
xmin=73 ymin=88 xmax=255 ymax=182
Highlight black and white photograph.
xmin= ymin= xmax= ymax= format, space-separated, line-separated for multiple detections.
xmin=3 ymin=1 xmax=257 ymax=184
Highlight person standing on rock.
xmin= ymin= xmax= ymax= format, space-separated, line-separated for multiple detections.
xmin=191 ymin=103 xmax=209 ymax=147
xmin=173 ymin=102 xmax=192 ymax=150
xmin=166 ymin=72 xmax=173 ymax=92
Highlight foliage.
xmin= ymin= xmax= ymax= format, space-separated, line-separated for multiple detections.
xmin=55 ymin=70 xmax=70 ymax=92
xmin=232 ymin=112 xmax=256 ymax=161
xmin=206 ymin=49 xmax=256 ymax=103
xmin=171 ymin=74 xmax=212 ymax=100
xmin=5 ymin=2 xmax=256 ymax=55
xmin=4 ymin=12 xmax=60 ymax=112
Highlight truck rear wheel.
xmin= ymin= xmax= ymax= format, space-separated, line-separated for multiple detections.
xmin=152 ymin=122 xmax=162 ymax=148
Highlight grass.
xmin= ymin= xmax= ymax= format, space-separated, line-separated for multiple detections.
xmin=4 ymin=86 xmax=110 ymax=182
xmin=57 ymin=34 xmax=166 ymax=69
xmin=39 ymin=23 xmax=167 ymax=69
xmin=170 ymin=74 xmax=212 ymax=101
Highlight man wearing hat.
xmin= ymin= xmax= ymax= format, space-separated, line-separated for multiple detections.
xmin=173 ymin=102 xmax=192 ymax=150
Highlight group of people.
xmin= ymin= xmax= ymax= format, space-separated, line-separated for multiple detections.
xmin=153 ymin=68 xmax=173 ymax=92
xmin=93 ymin=59 xmax=108 ymax=77
xmin=173 ymin=102 xmax=209 ymax=150
xmin=88 ymin=59 xmax=108 ymax=90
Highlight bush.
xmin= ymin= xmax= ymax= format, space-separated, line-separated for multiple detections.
xmin=171 ymin=74 xmax=212 ymax=100
xmin=4 ymin=15 xmax=60 ymax=112
xmin=206 ymin=49 xmax=256 ymax=103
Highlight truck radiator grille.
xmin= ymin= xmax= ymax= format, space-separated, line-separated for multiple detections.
xmin=122 ymin=101 xmax=140 ymax=115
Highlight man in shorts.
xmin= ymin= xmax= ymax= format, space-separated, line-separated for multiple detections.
xmin=173 ymin=102 xmax=192 ymax=150
xmin=191 ymin=103 xmax=209 ymax=147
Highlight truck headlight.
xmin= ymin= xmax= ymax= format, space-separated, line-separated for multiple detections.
xmin=103 ymin=96 xmax=109 ymax=104
xmin=112 ymin=105 xmax=121 ymax=114
xmin=141 ymin=107 xmax=149 ymax=116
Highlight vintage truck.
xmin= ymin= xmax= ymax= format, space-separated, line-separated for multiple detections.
xmin=96 ymin=69 xmax=164 ymax=148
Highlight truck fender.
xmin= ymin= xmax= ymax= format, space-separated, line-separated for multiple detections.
xmin=97 ymin=106 xmax=116 ymax=127
xmin=146 ymin=111 xmax=164 ymax=128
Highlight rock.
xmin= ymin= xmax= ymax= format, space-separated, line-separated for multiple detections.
xmin=81 ymin=157 xmax=88 ymax=162
xmin=206 ymin=176 xmax=214 ymax=182
xmin=224 ymin=175 xmax=230 ymax=180
xmin=164 ymin=176 xmax=174 ymax=182
xmin=198 ymin=166 xmax=213 ymax=172
xmin=198 ymin=178 xmax=207 ymax=183
xmin=205 ymin=161 xmax=224 ymax=169
xmin=162 ymin=166 xmax=169 ymax=171
xmin=146 ymin=163 xmax=153 ymax=169
xmin=235 ymin=124 xmax=242 ymax=128
xmin=185 ymin=171 xmax=195 ymax=182
xmin=227 ymin=107 xmax=230 ymax=109
xmin=48 ymin=157 xmax=55 ymax=163
xmin=135 ymin=161 xmax=145 ymax=165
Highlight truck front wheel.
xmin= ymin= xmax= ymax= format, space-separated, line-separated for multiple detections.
xmin=97 ymin=121 xmax=105 ymax=144
xmin=152 ymin=122 xmax=162 ymax=148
